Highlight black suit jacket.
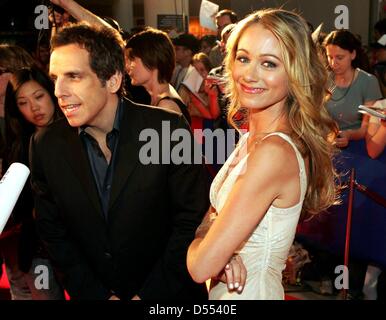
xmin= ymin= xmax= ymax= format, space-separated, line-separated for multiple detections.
xmin=30 ymin=98 xmax=209 ymax=300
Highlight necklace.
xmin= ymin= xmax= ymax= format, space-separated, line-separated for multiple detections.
xmin=330 ymin=69 xmax=356 ymax=103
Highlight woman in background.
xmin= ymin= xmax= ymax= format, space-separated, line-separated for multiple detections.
xmin=179 ymin=52 xmax=220 ymax=121
xmin=2 ymin=67 xmax=64 ymax=299
xmin=125 ymin=27 xmax=191 ymax=124
xmin=0 ymin=44 xmax=38 ymax=300
xmin=323 ymin=30 xmax=382 ymax=148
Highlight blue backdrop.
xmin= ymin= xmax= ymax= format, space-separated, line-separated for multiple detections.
xmin=297 ymin=139 xmax=386 ymax=267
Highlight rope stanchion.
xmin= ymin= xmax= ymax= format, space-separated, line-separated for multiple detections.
xmin=342 ymin=168 xmax=355 ymax=300
xmin=341 ymin=169 xmax=386 ymax=300
xmin=354 ymin=182 xmax=386 ymax=208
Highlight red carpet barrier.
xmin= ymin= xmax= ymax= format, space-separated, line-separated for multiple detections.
xmin=297 ymin=139 xmax=386 ymax=267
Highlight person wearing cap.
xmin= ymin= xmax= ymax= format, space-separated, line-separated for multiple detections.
xmin=171 ymin=33 xmax=200 ymax=91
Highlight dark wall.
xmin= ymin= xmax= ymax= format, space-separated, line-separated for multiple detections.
xmin=0 ymin=0 xmax=45 ymax=52
xmin=0 ymin=0 xmax=41 ymax=32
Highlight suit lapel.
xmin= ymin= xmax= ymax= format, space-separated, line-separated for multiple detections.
xmin=109 ymin=100 xmax=142 ymax=211
xmin=62 ymin=125 xmax=104 ymax=220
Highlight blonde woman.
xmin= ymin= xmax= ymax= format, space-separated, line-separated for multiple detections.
xmin=187 ymin=8 xmax=339 ymax=300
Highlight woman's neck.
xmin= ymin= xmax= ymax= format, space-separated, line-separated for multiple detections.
xmin=334 ymin=67 xmax=356 ymax=87
xmin=146 ymin=81 xmax=170 ymax=105
xmin=247 ymin=105 xmax=290 ymax=139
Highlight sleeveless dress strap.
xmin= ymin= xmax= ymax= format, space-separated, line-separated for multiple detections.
xmin=157 ymin=96 xmax=191 ymax=125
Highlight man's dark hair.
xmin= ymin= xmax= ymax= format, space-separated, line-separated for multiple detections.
xmin=215 ymin=9 xmax=238 ymax=23
xmin=375 ymin=18 xmax=386 ymax=36
xmin=172 ymin=33 xmax=200 ymax=54
xmin=51 ymin=22 xmax=126 ymax=95
xmin=126 ymin=27 xmax=175 ymax=83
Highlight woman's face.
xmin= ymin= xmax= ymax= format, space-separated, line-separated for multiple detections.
xmin=200 ymin=40 xmax=212 ymax=56
xmin=232 ymin=23 xmax=289 ymax=111
xmin=16 ymin=80 xmax=56 ymax=129
xmin=326 ymin=44 xmax=355 ymax=75
xmin=125 ymin=52 xmax=153 ymax=86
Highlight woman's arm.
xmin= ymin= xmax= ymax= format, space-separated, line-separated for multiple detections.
xmin=50 ymin=0 xmax=113 ymax=29
xmin=187 ymin=136 xmax=301 ymax=282
xmin=179 ymin=82 xmax=220 ymax=119
xmin=366 ymin=117 xmax=386 ymax=159
xmin=178 ymin=86 xmax=211 ymax=118
xmin=204 ymin=81 xmax=221 ymax=119
xmin=189 ymin=93 xmax=214 ymax=119
xmin=336 ymin=100 xmax=375 ymax=147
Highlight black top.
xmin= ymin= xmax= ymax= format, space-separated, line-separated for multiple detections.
xmin=30 ymin=98 xmax=209 ymax=300
xmin=79 ymin=100 xmax=123 ymax=219
xmin=158 ymin=96 xmax=191 ymax=125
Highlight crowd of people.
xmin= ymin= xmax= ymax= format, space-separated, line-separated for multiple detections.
xmin=0 ymin=0 xmax=385 ymax=300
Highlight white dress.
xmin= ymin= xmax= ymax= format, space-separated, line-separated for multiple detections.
xmin=208 ymin=132 xmax=307 ymax=300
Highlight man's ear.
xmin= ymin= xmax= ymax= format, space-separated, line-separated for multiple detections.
xmin=106 ymin=71 xmax=123 ymax=93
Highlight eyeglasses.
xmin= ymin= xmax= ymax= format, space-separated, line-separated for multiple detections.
xmin=0 ymin=68 xmax=10 ymax=76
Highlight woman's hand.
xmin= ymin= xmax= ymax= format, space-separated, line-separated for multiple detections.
xmin=214 ymin=254 xmax=247 ymax=294
xmin=381 ymin=111 xmax=386 ymax=128
xmin=335 ymin=130 xmax=350 ymax=148
xmin=204 ymin=78 xmax=219 ymax=96
xmin=49 ymin=0 xmax=70 ymax=27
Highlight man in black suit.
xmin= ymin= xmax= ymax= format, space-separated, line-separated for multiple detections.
xmin=29 ymin=23 xmax=209 ymax=300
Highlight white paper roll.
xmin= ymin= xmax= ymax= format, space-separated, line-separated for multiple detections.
xmin=0 ymin=162 xmax=30 ymax=234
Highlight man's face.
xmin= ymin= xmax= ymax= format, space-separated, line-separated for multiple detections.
xmin=49 ymin=44 xmax=119 ymax=128
xmin=216 ymin=15 xmax=232 ymax=38
xmin=174 ymin=45 xmax=191 ymax=65
xmin=375 ymin=48 xmax=386 ymax=63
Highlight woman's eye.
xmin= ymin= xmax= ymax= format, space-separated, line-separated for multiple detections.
xmin=262 ymin=61 xmax=277 ymax=68
xmin=17 ymin=101 xmax=27 ymax=107
xmin=36 ymin=94 xmax=44 ymax=99
xmin=236 ymin=56 xmax=249 ymax=63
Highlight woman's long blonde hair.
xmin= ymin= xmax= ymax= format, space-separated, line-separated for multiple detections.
xmin=225 ymin=8 xmax=340 ymax=218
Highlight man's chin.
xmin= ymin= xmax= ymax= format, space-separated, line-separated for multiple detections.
xmin=65 ymin=117 xmax=83 ymax=128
